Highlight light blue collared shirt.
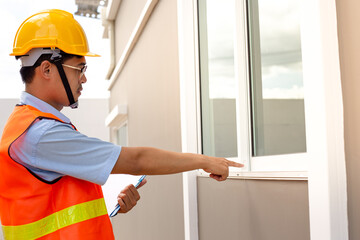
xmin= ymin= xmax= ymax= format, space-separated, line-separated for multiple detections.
xmin=9 ymin=92 xmax=121 ymax=185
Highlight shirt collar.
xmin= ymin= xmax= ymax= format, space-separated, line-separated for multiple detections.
xmin=20 ymin=92 xmax=71 ymax=123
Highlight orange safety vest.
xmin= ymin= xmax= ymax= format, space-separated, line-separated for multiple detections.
xmin=0 ymin=105 xmax=114 ymax=240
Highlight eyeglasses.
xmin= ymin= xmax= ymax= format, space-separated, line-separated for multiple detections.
xmin=62 ymin=64 xmax=87 ymax=79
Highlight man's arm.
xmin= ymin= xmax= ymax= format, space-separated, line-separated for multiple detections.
xmin=111 ymin=147 xmax=243 ymax=181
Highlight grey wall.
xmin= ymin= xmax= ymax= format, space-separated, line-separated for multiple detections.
xmin=111 ymin=174 xmax=184 ymax=239
xmin=114 ymin=0 xmax=148 ymax=64
xmin=197 ymin=178 xmax=310 ymax=240
xmin=108 ymin=0 xmax=185 ymax=239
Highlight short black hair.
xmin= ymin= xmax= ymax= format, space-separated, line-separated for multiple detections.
xmin=18 ymin=51 xmax=82 ymax=84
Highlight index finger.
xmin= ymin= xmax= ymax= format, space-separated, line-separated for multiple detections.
xmin=226 ymin=160 xmax=244 ymax=168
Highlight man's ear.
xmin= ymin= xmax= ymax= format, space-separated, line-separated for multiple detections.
xmin=38 ymin=60 xmax=53 ymax=79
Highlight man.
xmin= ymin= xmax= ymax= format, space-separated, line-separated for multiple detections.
xmin=0 ymin=9 xmax=243 ymax=239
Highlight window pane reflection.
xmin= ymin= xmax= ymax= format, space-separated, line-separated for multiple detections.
xmin=248 ymin=0 xmax=307 ymax=156
xmin=198 ymin=0 xmax=238 ymax=158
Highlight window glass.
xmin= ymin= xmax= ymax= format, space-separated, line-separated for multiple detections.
xmin=198 ymin=0 xmax=237 ymax=158
xmin=247 ymin=0 xmax=306 ymax=156
xmin=198 ymin=0 xmax=306 ymax=158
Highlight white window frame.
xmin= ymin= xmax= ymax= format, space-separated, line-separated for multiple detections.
xmin=105 ymin=104 xmax=128 ymax=144
xmin=177 ymin=0 xmax=348 ymax=239
xmin=114 ymin=121 xmax=128 ymax=146
xmin=196 ymin=0 xmax=308 ymax=174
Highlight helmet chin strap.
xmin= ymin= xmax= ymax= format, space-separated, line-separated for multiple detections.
xmin=50 ymin=51 xmax=78 ymax=109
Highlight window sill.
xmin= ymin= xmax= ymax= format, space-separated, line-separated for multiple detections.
xmin=197 ymin=170 xmax=308 ymax=181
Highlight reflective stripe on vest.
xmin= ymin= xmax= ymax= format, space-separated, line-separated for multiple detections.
xmin=2 ymin=198 xmax=107 ymax=240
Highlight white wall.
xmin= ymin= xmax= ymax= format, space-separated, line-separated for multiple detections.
xmin=0 ymin=99 xmax=18 ymax=240
xmin=0 ymin=99 xmax=19 ymax=138
xmin=0 ymin=98 xmax=109 ymax=140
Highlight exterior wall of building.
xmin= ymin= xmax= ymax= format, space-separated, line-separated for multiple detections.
xmin=0 ymin=99 xmax=109 ymax=141
xmin=198 ymin=178 xmax=310 ymax=240
xmin=107 ymin=0 xmax=185 ymax=239
xmin=0 ymin=99 xmax=18 ymax=138
xmin=113 ymin=0 xmax=147 ymax=64
xmin=62 ymin=99 xmax=110 ymax=141
xmin=0 ymin=99 xmax=17 ymax=240
xmin=336 ymin=0 xmax=360 ymax=239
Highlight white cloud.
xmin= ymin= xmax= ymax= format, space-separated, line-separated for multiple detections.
xmin=258 ymin=0 xmax=302 ymax=54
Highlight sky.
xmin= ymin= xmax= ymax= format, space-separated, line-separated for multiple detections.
xmin=0 ymin=0 xmax=110 ymax=99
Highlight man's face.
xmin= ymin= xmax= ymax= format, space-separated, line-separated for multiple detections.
xmin=60 ymin=56 xmax=87 ymax=105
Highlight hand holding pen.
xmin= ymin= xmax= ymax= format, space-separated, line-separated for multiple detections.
xmin=109 ymin=175 xmax=147 ymax=217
